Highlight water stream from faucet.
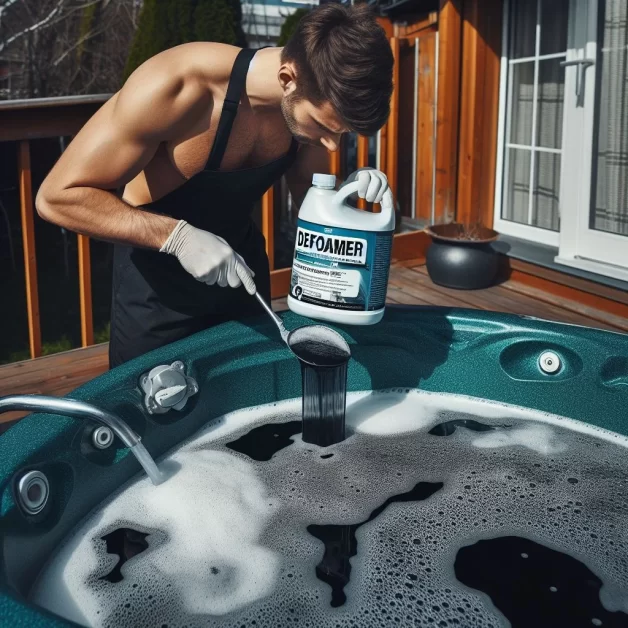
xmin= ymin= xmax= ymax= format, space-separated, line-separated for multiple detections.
xmin=130 ymin=443 xmax=164 ymax=485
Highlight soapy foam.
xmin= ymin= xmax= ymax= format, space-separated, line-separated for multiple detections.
xmin=288 ymin=325 xmax=350 ymax=367
xmin=30 ymin=390 xmax=628 ymax=627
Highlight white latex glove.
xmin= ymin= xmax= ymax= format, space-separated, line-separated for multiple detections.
xmin=160 ymin=220 xmax=256 ymax=295
xmin=343 ymin=167 xmax=389 ymax=203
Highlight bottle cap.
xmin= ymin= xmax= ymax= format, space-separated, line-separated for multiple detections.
xmin=312 ymin=173 xmax=336 ymax=189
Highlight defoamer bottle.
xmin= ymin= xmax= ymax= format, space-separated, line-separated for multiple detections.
xmin=287 ymin=173 xmax=395 ymax=326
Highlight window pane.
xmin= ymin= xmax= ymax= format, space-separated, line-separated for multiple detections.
xmin=503 ymin=148 xmax=531 ymax=224
xmin=536 ymin=60 xmax=565 ymax=149
xmin=510 ymin=0 xmax=537 ymax=59
xmin=591 ymin=0 xmax=628 ymax=236
xmin=540 ymin=0 xmax=569 ymax=56
xmin=509 ymin=62 xmax=535 ymax=145
xmin=532 ymin=152 xmax=561 ymax=231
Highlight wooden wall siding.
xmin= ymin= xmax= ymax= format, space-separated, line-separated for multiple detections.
xmin=434 ymin=0 xmax=463 ymax=225
xmin=456 ymin=0 xmax=503 ymax=228
xmin=387 ymin=37 xmax=401 ymax=201
xmin=396 ymin=38 xmax=418 ymax=218
xmin=390 ymin=230 xmax=431 ymax=262
xmin=395 ymin=12 xmax=438 ymax=37
xmin=389 ymin=19 xmax=438 ymax=222
xmin=377 ymin=16 xmax=395 ymax=38
xmin=374 ymin=17 xmax=394 ymax=179
xmin=378 ymin=122 xmax=388 ymax=177
xmin=416 ymin=32 xmax=437 ymax=222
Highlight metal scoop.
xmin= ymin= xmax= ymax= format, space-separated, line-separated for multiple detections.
xmin=254 ymin=292 xmax=350 ymax=367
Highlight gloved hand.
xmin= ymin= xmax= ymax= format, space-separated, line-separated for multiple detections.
xmin=160 ymin=220 xmax=256 ymax=295
xmin=342 ymin=167 xmax=389 ymax=203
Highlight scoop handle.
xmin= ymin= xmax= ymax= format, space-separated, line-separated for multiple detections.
xmin=255 ymin=292 xmax=289 ymax=343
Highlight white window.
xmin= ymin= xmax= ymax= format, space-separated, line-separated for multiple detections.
xmin=495 ymin=0 xmax=628 ymax=280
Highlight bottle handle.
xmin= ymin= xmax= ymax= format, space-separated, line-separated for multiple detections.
xmin=331 ymin=182 xmax=395 ymax=225
xmin=331 ymin=182 xmax=361 ymax=209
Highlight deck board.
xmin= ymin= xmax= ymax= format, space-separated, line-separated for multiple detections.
xmin=1 ymin=261 xmax=626 ymax=429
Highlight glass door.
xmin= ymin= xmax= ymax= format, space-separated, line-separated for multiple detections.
xmin=495 ymin=0 xmax=570 ymax=247
xmin=496 ymin=0 xmax=627 ymax=280
xmin=556 ymin=0 xmax=628 ymax=279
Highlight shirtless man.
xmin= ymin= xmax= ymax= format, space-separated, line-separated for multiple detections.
xmin=36 ymin=3 xmax=394 ymax=368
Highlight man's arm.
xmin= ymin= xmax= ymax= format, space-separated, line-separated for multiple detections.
xmin=36 ymin=56 xmax=211 ymax=250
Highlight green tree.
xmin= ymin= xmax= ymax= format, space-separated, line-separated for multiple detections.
xmin=277 ymin=8 xmax=309 ymax=47
xmin=193 ymin=0 xmax=236 ymax=44
xmin=123 ymin=0 xmax=243 ymax=82
xmin=123 ymin=0 xmax=169 ymax=81
xmin=226 ymin=0 xmax=248 ymax=47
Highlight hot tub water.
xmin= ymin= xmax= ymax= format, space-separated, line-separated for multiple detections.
xmin=30 ymin=390 xmax=628 ymax=628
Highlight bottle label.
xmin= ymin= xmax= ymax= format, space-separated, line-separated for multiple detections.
xmin=290 ymin=219 xmax=393 ymax=312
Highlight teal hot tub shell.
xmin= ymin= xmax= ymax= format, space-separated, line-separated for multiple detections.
xmin=1 ymin=305 xmax=627 ymax=626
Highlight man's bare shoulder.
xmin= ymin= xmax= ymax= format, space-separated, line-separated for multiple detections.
xmin=113 ymin=42 xmax=242 ymax=140
xmin=123 ymin=42 xmax=241 ymax=94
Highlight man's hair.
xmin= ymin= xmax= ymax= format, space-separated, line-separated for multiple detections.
xmin=281 ymin=4 xmax=394 ymax=136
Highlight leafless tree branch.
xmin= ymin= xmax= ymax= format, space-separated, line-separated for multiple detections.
xmin=0 ymin=0 xmax=19 ymax=24
xmin=0 ymin=0 xmax=64 ymax=52
xmin=1 ymin=0 xmax=139 ymax=99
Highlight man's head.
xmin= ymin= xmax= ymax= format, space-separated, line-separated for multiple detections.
xmin=278 ymin=4 xmax=394 ymax=151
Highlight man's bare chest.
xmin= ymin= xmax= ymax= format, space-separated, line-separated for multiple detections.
xmin=168 ymin=103 xmax=291 ymax=177
xmin=124 ymin=99 xmax=292 ymax=207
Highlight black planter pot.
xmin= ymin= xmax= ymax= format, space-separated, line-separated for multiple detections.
xmin=425 ymin=224 xmax=500 ymax=290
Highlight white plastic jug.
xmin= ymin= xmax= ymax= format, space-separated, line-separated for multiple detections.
xmin=287 ymin=173 xmax=395 ymax=326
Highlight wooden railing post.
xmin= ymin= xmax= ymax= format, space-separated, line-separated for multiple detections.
xmin=357 ymin=135 xmax=370 ymax=209
xmin=387 ymin=37 xmax=400 ymax=201
xmin=329 ymin=149 xmax=341 ymax=178
xmin=456 ymin=0 xmax=502 ymax=228
xmin=78 ymin=234 xmax=94 ymax=346
xmin=18 ymin=140 xmax=42 ymax=359
xmin=435 ymin=0 xmax=463 ymax=224
xmin=262 ymin=187 xmax=275 ymax=271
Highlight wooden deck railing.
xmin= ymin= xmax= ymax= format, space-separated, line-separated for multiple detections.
xmin=0 ymin=35 xmax=432 ymax=361
xmin=2 ymin=95 xmax=112 ymax=359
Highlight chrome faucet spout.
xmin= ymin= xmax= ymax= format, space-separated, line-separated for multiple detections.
xmin=0 ymin=395 xmax=140 ymax=448
xmin=0 ymin=394 xmax=164 ymax=485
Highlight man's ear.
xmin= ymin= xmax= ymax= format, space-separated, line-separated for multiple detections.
xmin=278 ymin=63 xmax=298 ymax=95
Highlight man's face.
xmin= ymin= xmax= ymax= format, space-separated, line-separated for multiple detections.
xmin=280 ymin=90 xmax=345 ymax=152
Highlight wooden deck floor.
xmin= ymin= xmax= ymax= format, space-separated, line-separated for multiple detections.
xmin=1 ymin=259 xmax=626 ymax=428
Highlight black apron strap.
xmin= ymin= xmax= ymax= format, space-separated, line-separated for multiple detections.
xmin=205 ymin=47 xmax=259 ymax=171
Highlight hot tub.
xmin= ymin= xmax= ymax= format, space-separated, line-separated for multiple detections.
xmin=1 ymin=306 xmax=627 ymax=626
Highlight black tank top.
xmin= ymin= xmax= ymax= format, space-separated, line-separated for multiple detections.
xmin=109 ymin=46 xmax=300 ymax=359
xmin=138 ymin=47 xmax=299 ymax=245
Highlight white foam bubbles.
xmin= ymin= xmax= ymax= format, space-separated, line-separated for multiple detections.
xmin=31 ymin=450 xmax=280 ymax=625
xmin=471 ymin=423 xmax=567 ymax=455
xmin=29 ymin=389 xmax=628 ymax=628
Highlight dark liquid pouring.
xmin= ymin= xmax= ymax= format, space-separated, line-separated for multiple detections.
xmin=287 ymin=326 xmax=351 ymax=448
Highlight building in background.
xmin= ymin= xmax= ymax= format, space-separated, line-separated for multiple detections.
xmin=242 ymin=0 xmax=318 ymax=48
